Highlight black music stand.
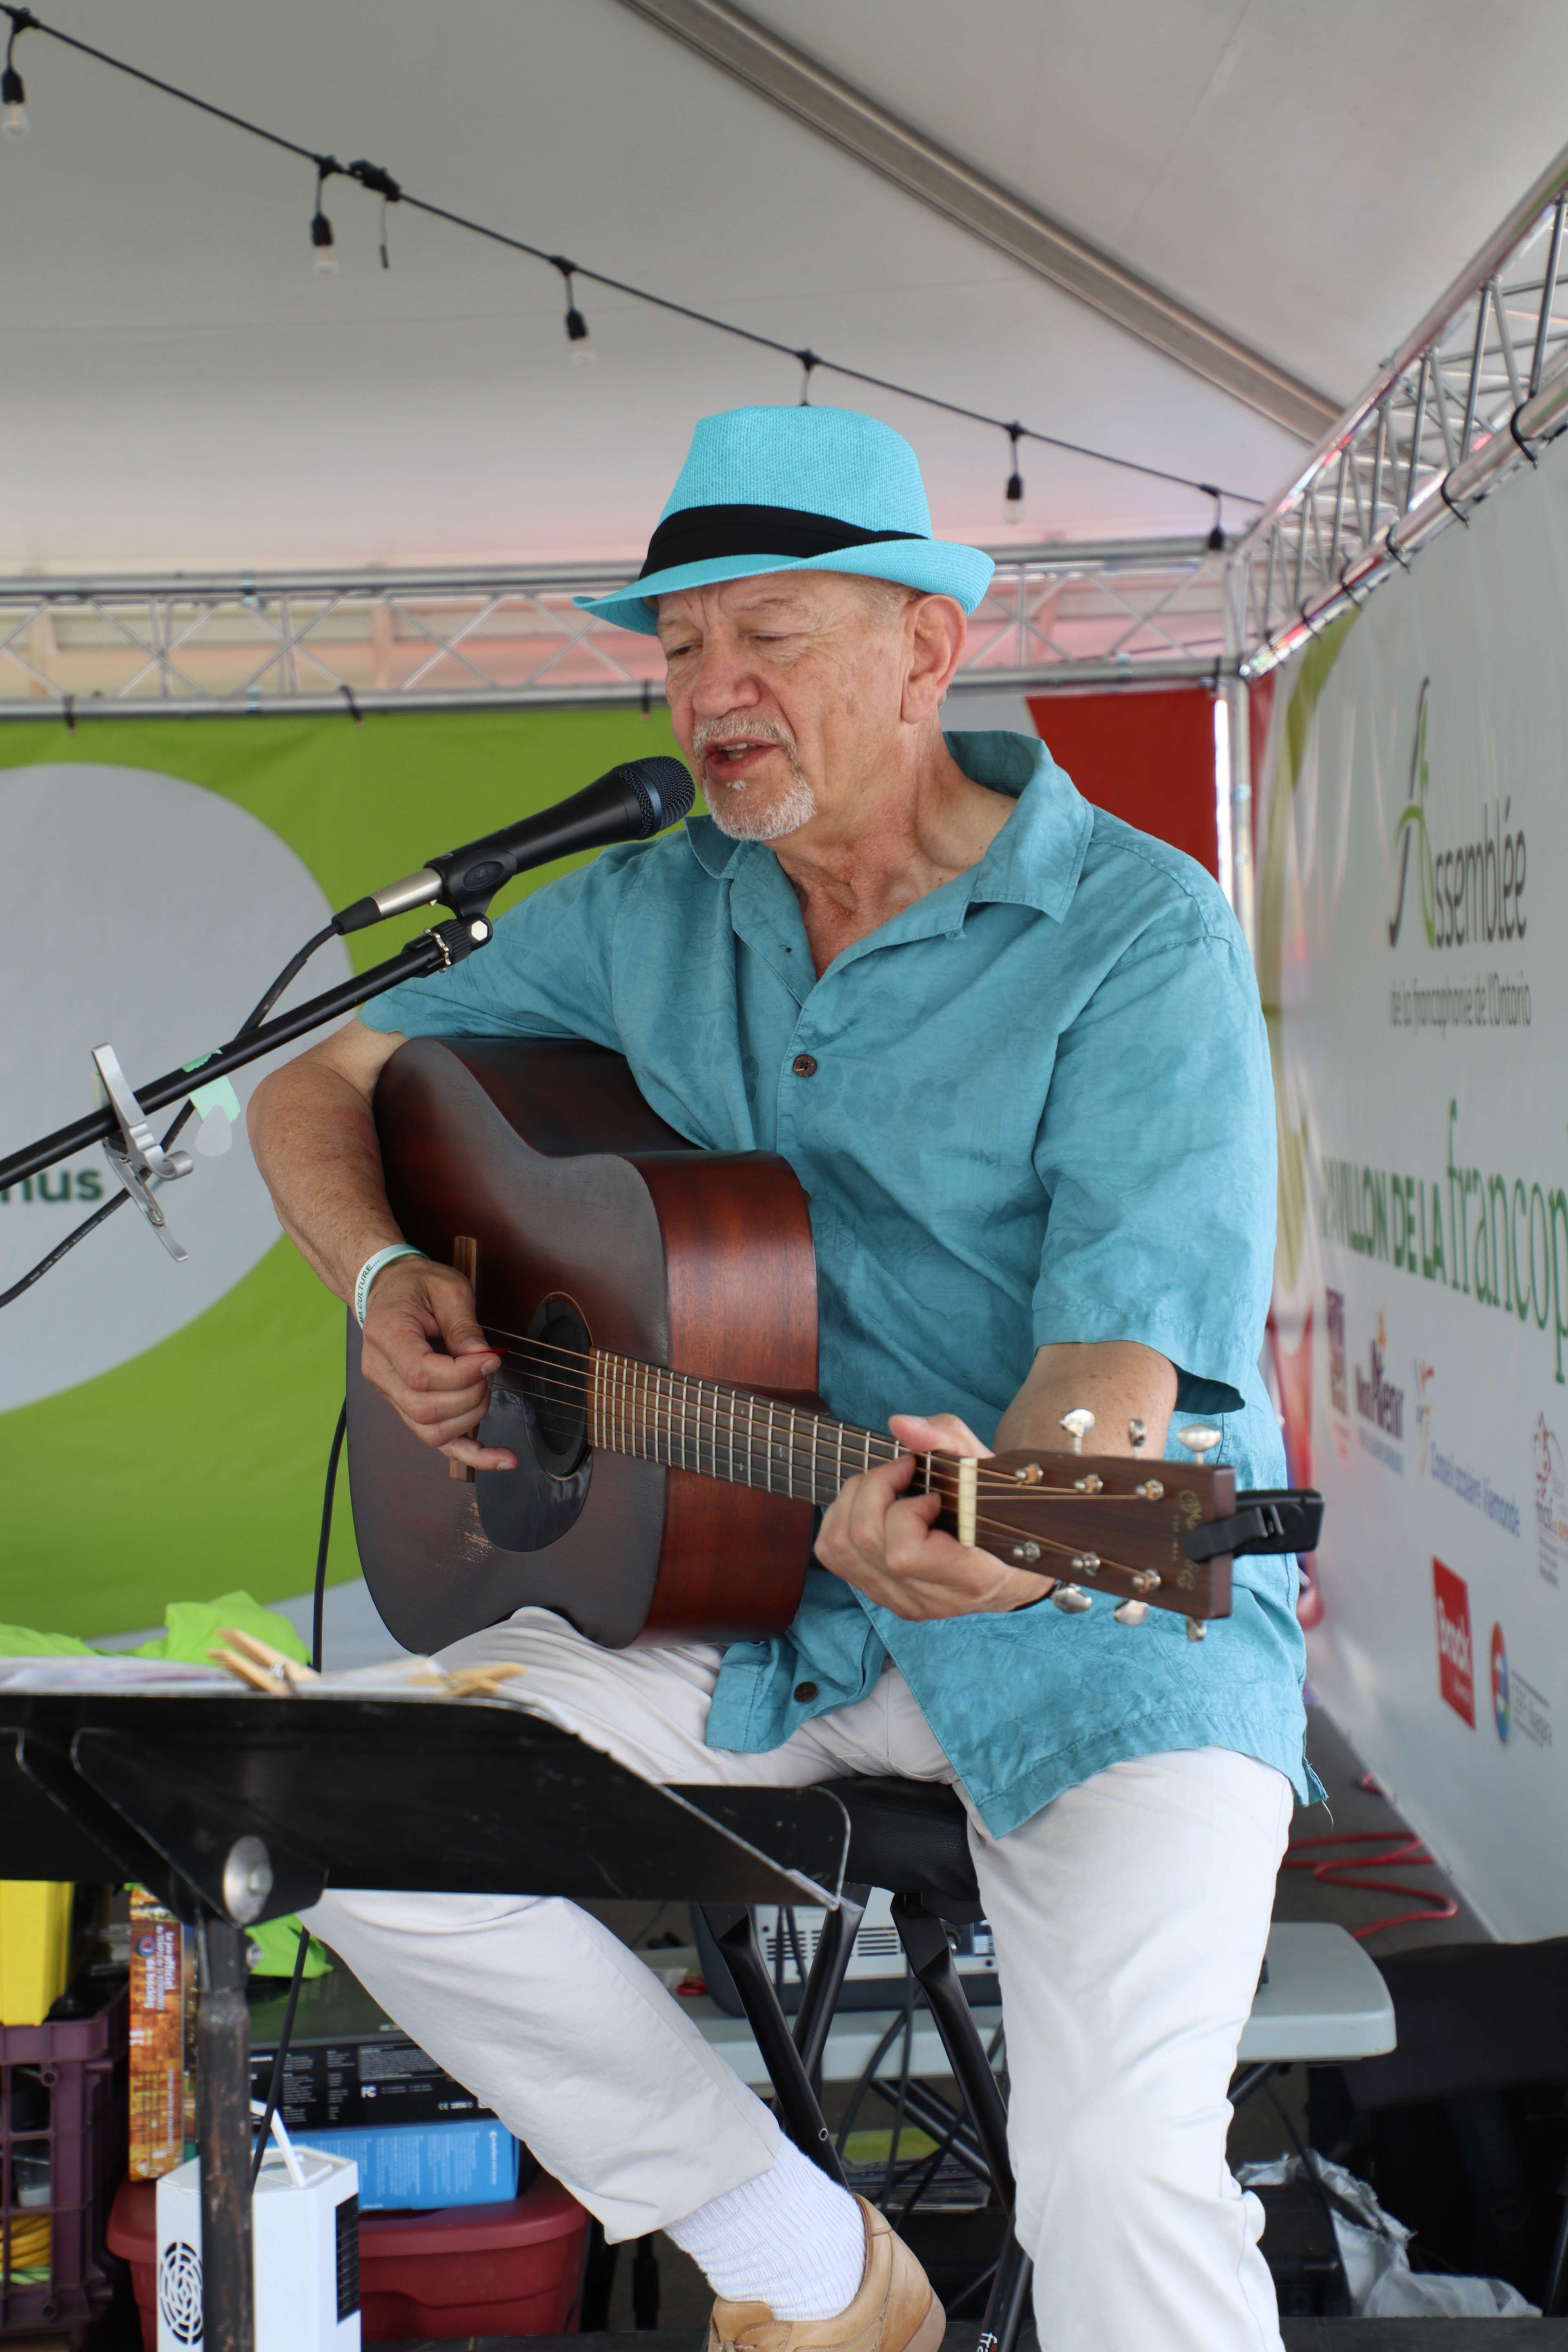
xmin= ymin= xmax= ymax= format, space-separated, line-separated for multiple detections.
xmin=0 ymin=1691 xmax=851 ymax=2352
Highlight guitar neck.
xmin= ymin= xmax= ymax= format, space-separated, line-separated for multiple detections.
xmin=584 ymin=1347 xmax=927 ymax=1510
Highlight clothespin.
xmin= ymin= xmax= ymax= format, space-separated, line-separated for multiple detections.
xmin=207 ymin=1629 xmax=319 ymax=1697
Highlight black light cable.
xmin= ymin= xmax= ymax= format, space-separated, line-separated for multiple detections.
xmin=0 ymin=921 xmax=337 ymax=1312
xmin=310 ymin=158 xmax=339 ymax=275
xmin=554 ymin=258 xmax=592 ymax=362
xmin=0 ymin=1 xmax=1264 ymax=515
xmin=1003 ymin=424 xmax=1025 ymax=526
xmin=2 ymin=2 xmax=30 ymax=134
xmin=249 ymin=1398 xmax=347 ymax=2193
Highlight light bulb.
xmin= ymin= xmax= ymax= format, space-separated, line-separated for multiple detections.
xmin=565 ymin=307 xmax=593 ymax=365
xmin=2 ymin=65 xmax=27 ymax=136
xmin=1002 ymin=471 xmax=1026 ymax=527
xmin=311 ymin=210 xmax=337 ymax=275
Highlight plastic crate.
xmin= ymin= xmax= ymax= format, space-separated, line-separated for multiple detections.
xmin=111 ymin=2171 xmax=589 ymax=2347
xmin=1 ymin=1974 xmax=127 ymax=2340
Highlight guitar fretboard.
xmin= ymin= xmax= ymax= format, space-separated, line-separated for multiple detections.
xmin=585 ymin=1349 xmax=941 ymax=1509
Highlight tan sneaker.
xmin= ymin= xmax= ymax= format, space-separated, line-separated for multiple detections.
xmin=707 ymin=2195 xmax=945 ymax=2352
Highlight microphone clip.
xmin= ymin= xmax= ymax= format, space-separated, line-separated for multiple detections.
xmin=92 ymin=1042 xmax=193 ymax=1262
xmin=428 ymin=914 xmax=494 ymax=969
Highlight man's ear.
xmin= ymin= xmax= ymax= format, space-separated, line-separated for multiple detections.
xmin=901 ymin=596 xmax=966 ymax=724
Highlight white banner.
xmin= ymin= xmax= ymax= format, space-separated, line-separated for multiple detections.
xmin=1261 ymin=438 xmax=1568 ymax=1939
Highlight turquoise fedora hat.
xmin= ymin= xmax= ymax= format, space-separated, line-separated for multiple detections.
xmin=574 ymin=405 xmax=994 ymax=637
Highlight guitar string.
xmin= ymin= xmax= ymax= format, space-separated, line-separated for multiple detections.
xmin=479 ymin=1333 xmax=1162 ymax=1530
xmin=473 ymin=1341 xmax=1166 ymax=1585
xmin=479 ymin=1322 xmax=1160 ymax=1506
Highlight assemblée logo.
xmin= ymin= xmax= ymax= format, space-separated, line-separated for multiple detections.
xmin=1388 ymin=677 xmax=1528 ymax=951
xmin=1433 ymin=1558 xmax=1475 ymax=1727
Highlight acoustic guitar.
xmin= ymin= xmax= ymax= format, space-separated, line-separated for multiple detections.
xmin=347 ymin=1038 xmax=1320 ymax=1656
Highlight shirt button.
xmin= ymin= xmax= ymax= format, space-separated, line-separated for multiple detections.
xmin=792 ymin=1054 xmax=817 ymax=1077
xmin=793 ymin=1680 xmax=819 ymax=1702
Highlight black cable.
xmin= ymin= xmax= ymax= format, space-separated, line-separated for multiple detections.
xmin=878 ymin=1965 xmax=916 ymax=2207
xmin=312 ymin=1401 xmax=348 ymax=1678
xmin=892 ymin=2014 xmax=1006 ymax=2226
xmin=0 ymin=2 xmax=1263 ymax=512
xmin=250 ymin=1395 xmax=345 ymax=2192
xmin=835 ymin=2009 xmax=913 ymax=2158
xmin=0 ymin=922 xmax=335 ymax=1312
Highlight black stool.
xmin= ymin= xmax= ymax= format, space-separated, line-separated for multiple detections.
xmin=698 ymin=1777 xmax=1031 ymax=2352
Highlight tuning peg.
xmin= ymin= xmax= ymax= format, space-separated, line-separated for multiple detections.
xmin=1186 ymin=1617 xmax=1207 ymax=1642
xmin=1113 ymin=1599 xmax=1149 ymax=1627
xmin=1178 ymin=1424 xmax=1221 ymax=1458
xmin=1052 ymin=1584 xmax=1094 ymax=1614
xmin=1128 ymin=1417 xmax=1147 ymax=1457
xmin=1060 ymin=1408 xmax=1095 ymax=1455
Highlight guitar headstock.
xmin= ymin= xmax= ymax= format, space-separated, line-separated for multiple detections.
xmin=930 ymin=1417 xmax=1234 ymax=1635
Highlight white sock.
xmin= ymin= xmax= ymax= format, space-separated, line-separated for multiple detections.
xmin=667 ymin=2131 xmax=868 ymax=2321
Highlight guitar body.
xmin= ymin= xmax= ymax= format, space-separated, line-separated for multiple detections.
xmin=349 ymin=1038 xmax=819 ymax=1655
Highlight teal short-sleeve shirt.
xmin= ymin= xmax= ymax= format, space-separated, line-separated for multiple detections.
xmin=362 ymin=731 xmax=1315 ymax=1833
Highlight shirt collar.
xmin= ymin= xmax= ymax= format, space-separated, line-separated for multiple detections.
xmin=682 ymin=728 xmax=1091 ymax=926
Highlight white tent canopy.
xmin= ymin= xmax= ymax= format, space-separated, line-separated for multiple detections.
xmin=4 ymin=0 xmax=1568 ymax=572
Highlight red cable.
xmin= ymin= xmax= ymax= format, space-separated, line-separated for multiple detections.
xmin=1283 ymin=1829 xmax=1459 ymax=1942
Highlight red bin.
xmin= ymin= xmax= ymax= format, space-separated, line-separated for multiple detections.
xmin=109 ymin=2171 xmax=589 ymax=2345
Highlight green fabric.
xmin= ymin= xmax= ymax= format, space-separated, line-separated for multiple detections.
xmin=0 ymin=708 xmax=682 ymax=1638
xmin=246 ymin=1917 xmax=333 ymax=1978
xmin=0 ymin=1624 xmax=95 ymax=1657
xmin=130 ymin=1591 xmax=308 ymax=1665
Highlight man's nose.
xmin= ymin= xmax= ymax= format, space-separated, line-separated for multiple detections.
xmin=687 ymin=635 xmax=762 ymax=717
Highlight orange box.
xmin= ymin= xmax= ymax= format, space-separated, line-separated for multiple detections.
xmin=127 ymin=1890 xmax=193 ymax=2180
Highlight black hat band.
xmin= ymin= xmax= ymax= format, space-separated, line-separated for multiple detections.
xmin=639 ymin=503 xmax=924 ymax=580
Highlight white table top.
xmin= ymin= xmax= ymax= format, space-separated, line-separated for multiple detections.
xmin=673 ymin=1920 xmax=1394 ymax=2087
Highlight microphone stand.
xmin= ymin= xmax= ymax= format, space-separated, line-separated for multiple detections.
xmin=0 ymin=913 xmax=492 ymax=1199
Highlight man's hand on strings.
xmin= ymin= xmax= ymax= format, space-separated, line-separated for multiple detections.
xmin=359 ymin=1257 xmax=519 ymax=1472
xmin=814 ymin=1410 xmax=1056 ymax=1621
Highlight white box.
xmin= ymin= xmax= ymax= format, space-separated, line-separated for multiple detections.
xmin=155 ymin=2145 xmax=360 ymax=2349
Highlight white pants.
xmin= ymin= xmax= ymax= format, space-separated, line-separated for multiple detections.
xmin=301 ymin=1608 xmax=1292 ymax=2352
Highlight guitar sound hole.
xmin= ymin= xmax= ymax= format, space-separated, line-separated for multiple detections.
xmin=473 ymin=1296 xmax=593 ymax=1554
xmin=522 ymin=1300 xmax=590 ymax=1474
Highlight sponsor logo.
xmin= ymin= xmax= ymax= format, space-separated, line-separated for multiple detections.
xmin=1491 ymin=1623 xmax=1510 ymax=1742
xmin=1415 ymin=1360 xmax=1435 ymax=1475
xmin=1355 ymin=1315 xmax=1405 ymax=1438
xmin=1433 ymin=1558 xmax=1475 ymax=1726
xmin=1536 ymin=1416 xmax=1568 ymax=1590
xmin=1353 ymin=1312 xmax=1405 ymax=1472
xmin=1389 ymin=678 xmax=1528 ymax=951
xmin=1326 ymin=1288 xmax=1348 ymax=1417
xmin=1415 ymin=1367 xmax=1521 ymax=1536
xmin=1490 ymin=1614 xmax=1554 ymax=1748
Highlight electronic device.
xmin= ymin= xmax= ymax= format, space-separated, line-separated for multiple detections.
xmin=156 ymin=2131 xmax=359 ymax=2350
xmin=693 ymin=1889 xmax=1000 ymax=2014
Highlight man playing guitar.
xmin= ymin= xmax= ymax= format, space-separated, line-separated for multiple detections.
xmin=250 ymin=404 xmax=1314 ymax=2352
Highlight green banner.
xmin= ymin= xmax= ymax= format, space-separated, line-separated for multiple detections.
xmin=0 ymin=707 xmax=681 ymax=1637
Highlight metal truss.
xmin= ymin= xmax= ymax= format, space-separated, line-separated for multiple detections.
xmin=0 ymin=539 xmax=1227 ymax=721
xmin=1229 ymin=138 xmax=1568 ymax=678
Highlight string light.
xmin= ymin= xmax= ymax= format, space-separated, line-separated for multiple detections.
xmin=798 ymin=348 xmax=818 ymax=406
xmin=0 ymin=0 xmax=1266 ymax=517
xmin=554 ymin=258 xmax=592 ymax=363
xmin=347 ymin=156 xmax=401 ymax=272
xmin=1002 ymin=425 xmax=1025 ymax=526
xmin=310 ymin=160 xmax=338 ymax=275
xmin=1205 ymin=488 xmax=1227 ymax=552
xmin=1 ymin=5 xmax=31 ymax=135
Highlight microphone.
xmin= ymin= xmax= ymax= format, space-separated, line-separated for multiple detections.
xmin=332 ymin=755 xmax=696 ymax=935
